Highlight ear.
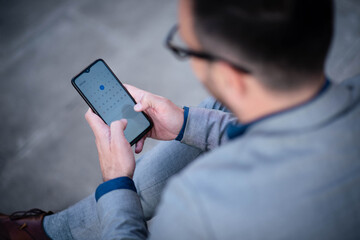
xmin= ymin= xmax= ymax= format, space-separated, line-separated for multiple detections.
xmin=213 ymin=62 xmax=248 ymax=98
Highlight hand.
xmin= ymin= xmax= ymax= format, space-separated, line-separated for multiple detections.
xmin=124 ymin=84 xmax=184 ymax=153
xmin=85 ymin=108 xmax=135 ymax=181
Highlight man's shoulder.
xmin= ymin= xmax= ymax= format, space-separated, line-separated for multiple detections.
xmin=167 ymin=127 xmax=360 ymax=238
xmin=159 ymin=76 xmax=360 ymax=238
xmin=341 ymin=73 xmax=360 ymax=86
xmin=183 ymin=75 xmax=360 ymax=176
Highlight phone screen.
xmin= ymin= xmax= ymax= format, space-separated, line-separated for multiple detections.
xmin=72 ymin=59 xmax=152 ymax=145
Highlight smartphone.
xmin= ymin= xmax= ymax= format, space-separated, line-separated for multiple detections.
xmin=71 ymin=59 xmax=153 ymax=145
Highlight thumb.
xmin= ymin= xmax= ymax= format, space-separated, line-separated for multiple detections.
xmin=85 ymin=108 xmax=109 ymax=140
xmin=110 ymin=119 xmax=129 ymax=147
xmin=134 ymin=93 xmax=154 ymax=112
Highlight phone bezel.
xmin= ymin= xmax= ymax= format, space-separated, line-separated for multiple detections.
xmin=71 ymin=58 xmax=153 ymax=146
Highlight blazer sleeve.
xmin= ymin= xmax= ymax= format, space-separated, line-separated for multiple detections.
xmin=96 ymin=177 xmax=209 ymax=240
xmin=148 ymin=176 xmax=211 ymax=240
xmin=96 ymin=189 xmax=148 ymax=240
xmin=181 ymin=107 xmax=237 ymax=151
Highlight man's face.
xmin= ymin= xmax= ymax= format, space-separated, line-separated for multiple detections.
xmin=178 ymin=0 xmax=225 ymax=103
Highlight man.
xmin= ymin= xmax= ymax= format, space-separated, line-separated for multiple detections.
xmin=1 ymin=0 xmax=360 ymax=239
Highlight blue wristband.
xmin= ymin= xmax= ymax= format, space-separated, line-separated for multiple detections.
xmin=175 ymin=106 xmax=189 ymax=141
xmin=95 ymin=177 xmax=137 ymax=202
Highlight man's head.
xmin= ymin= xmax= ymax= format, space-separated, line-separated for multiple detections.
xmin=178 ymin=0 xmax=333 ymax=122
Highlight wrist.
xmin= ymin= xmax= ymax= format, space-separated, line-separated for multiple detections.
xmin=103 ymin=173 xmax=133 ymax=182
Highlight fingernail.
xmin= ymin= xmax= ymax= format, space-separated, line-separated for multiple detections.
xmin=134 ymin=103 xmax=142 ymax=111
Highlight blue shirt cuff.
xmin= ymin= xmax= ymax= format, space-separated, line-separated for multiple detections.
xmin=95 ymin=177 xmax=137 ymax=202
xmin=175 ymin=106 xmax=189 ymax=141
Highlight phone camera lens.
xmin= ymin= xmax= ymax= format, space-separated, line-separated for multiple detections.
xmin=85 ymin=68 xmax=90 ymax=73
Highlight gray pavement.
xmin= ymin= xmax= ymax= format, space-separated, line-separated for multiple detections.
xmin=0 ymin=0 xmax=359 ymax=213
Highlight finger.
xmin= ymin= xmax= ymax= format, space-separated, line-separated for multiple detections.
xmin=124 ymin=84 xmax=162 ymax=113
xmin=134 ymin=93 xmax=155 ymax=112
xmin=123 ymin=84 xmax=147 ymax=111
xmin=110 ymin=119 xmax=129 ymax=150
xmin=135 ymin=137 xmax=146 ymax=154
xmin=85 ymin=108 xmax=109 ymax=140
xmin=123 ymin=84 xmax=145 ymax=103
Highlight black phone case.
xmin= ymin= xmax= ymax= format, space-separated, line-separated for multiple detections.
xmin=71 ymin=58 xmax=153 ymax=146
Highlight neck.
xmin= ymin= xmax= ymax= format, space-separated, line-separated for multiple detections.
xmin=235 ymin=76 xmax=326 ymax=124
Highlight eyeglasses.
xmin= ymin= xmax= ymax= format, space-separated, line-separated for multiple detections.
xmin=165 ymin=24 xmax=251 ymax=74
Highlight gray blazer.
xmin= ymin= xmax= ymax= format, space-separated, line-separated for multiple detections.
xmin=96 ymin=76 xmax=360 ymax=240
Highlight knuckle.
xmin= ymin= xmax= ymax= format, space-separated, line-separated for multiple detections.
xmin=142 ymin=93 xmax=149 ymax=103
xmin=163 ymin=98 xmax=171 ymax=105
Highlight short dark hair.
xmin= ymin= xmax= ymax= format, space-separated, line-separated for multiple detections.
xmin=191 ymin=0 xmax=334 ymax=90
